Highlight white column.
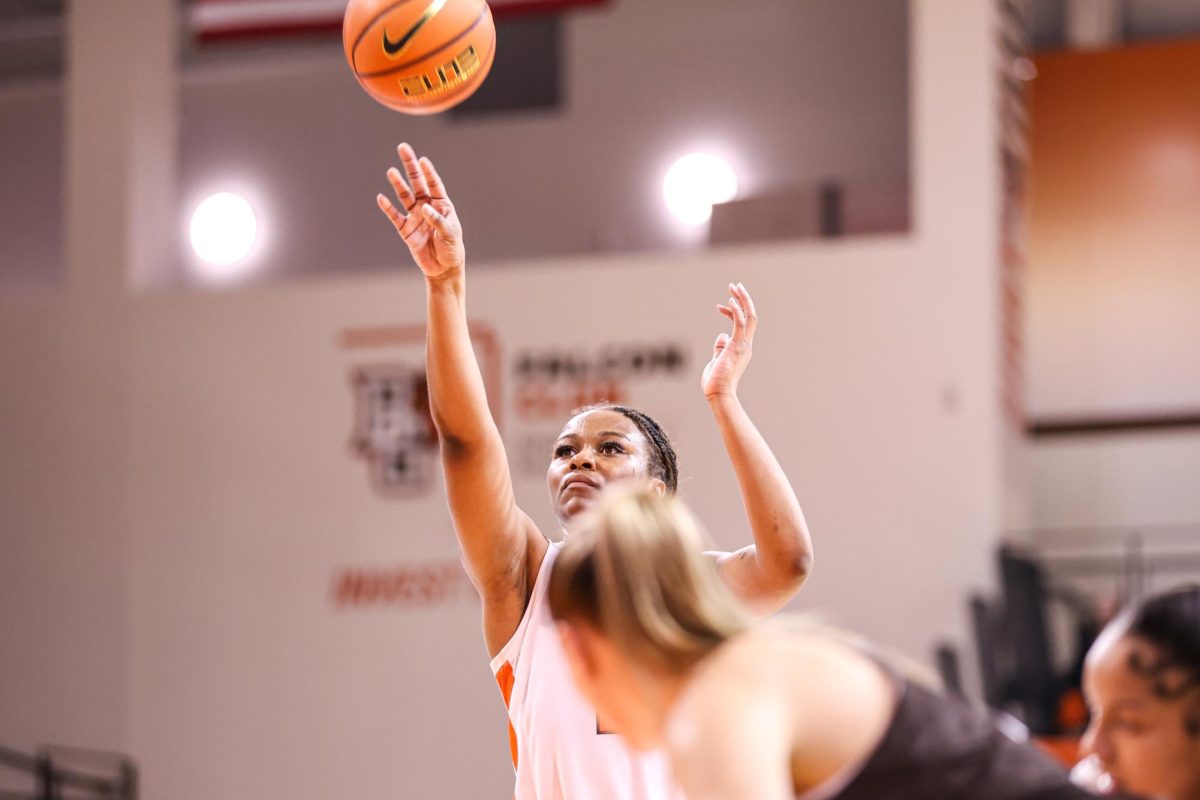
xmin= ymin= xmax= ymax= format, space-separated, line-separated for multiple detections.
xmin=65 ymin=0 xmax=178 ymax=299
xmin=48 ymin=0 xmax=179 ymax=749
xmin=910 ymin=0 xmax=1008 ymax=697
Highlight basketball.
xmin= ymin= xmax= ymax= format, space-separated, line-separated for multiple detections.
xmin=343 ymin=0 xmax=496 ymax=115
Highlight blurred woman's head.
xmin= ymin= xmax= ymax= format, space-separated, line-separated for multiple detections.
xmin=546 ymin=404 xmax=678 ymax=524
xmin=1081 ymin=585 xmax=1200 ymax=800
xmin=547 ymin=483 xmax=748 ymax=748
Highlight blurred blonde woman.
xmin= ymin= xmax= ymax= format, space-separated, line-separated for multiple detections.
xmin=549 ymin=485 xmax=1112 ymax=800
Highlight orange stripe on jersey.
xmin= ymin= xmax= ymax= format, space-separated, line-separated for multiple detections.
xmin=495 ymin=661 xmax=520 ymax=769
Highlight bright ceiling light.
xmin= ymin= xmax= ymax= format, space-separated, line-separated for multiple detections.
xmin=190 ymin=192 xmax=257 ymax=271
xmin=663 ymin=153 xmax=739 ymax=226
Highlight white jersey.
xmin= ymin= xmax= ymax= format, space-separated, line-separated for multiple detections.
xmin=490 ymin=541 xmax=687 ymax=800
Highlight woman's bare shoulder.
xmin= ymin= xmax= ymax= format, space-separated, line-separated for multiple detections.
xmin=675 ymin=630 xmax=795 ymax=716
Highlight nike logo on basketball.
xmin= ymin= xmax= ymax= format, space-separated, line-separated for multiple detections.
xmin=382 ymin=0 xmax=449 ymax=57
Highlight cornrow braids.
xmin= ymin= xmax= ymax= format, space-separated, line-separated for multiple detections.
xmin=1122 ymin=584 xmax=1200 ymax=737
xmin=571 ymin=403 xmax=679 ymax=494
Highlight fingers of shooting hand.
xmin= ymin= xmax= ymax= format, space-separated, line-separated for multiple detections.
xmin=419 ymin=157 xmax=450 ymax=201
xmin=734 ymin=282 xmax=758 ymax=339
xmin=726 ymin=285 xmax=747 ymax=338
xmin=398 ymin=143 xmax=430 ymax=198
xmin=734 ymin=282 xmax=757 ymax=313
xmin=376 ymin=193 xmax=407 ymax=233
xmin=386 ymin=167 xmax=416 ymax=211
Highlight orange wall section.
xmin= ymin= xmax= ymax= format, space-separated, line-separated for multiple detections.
xmin=1027 ymin=40 xmax=1200 ymax=415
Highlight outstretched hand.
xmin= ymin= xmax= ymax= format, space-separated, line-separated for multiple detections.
xmin=376 ymin=143 xmax=465 ymax=281
xmin=701 ymin=282 xmax=757 ymax=399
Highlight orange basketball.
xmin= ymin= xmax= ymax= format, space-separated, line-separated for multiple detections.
xmin=343 ymin=0 xmax=496 ymax=115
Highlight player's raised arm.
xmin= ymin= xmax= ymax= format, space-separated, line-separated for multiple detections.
xmin=702 ymin=283 xmax=813 ymax=615
xmin=377 ymin=143 xmax=544 ymax=655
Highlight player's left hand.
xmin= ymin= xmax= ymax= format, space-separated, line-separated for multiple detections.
xmin=701 ymin=282 xmax=756 ymax=400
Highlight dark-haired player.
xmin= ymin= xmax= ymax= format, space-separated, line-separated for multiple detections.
xmin=376 ymin=143 xmax=813 ymax=800
xmin=1077 ymin=585 xmax=1200 ymax=799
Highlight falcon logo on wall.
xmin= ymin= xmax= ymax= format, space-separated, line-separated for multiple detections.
xmin=349 ymin=363 xmax=438 ymax=496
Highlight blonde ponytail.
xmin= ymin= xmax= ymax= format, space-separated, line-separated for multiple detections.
xmin=548 ymin=483 xmax=750 ymax=673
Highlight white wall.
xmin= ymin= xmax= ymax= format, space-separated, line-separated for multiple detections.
xmin=0 ymin=300 xmax=128 ymax=758
xmin=0 ymin=2 xmax=1007 ymax=798
xmin=1030 ymin=433 xmax=1200 ymax=528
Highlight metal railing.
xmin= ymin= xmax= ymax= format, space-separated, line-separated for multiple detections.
xmin=0 ymin=745 xmax=136 ymax=800
xmin=958 ymin=523 xmax=1200 ymax=734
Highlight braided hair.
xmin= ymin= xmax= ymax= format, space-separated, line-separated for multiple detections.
xmin=570 ymin=403 xmax=679 ymax=495
xmin=1121 ymin=584 xmax=1200 ymax=736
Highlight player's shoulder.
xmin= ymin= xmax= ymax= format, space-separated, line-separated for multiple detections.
xmin=706 ymin=626 xmax=801 ymax=678
xmin=665 ymin=638 xmax=794 ymax=786
xmin=671 ymin=631 xmax=788 ymax=730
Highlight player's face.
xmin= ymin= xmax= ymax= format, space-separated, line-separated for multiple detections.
xmin=547 ymin=410 xmax=662 ymax=523
xmin=1081 ymin=632 xmax=1200 ymax=799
